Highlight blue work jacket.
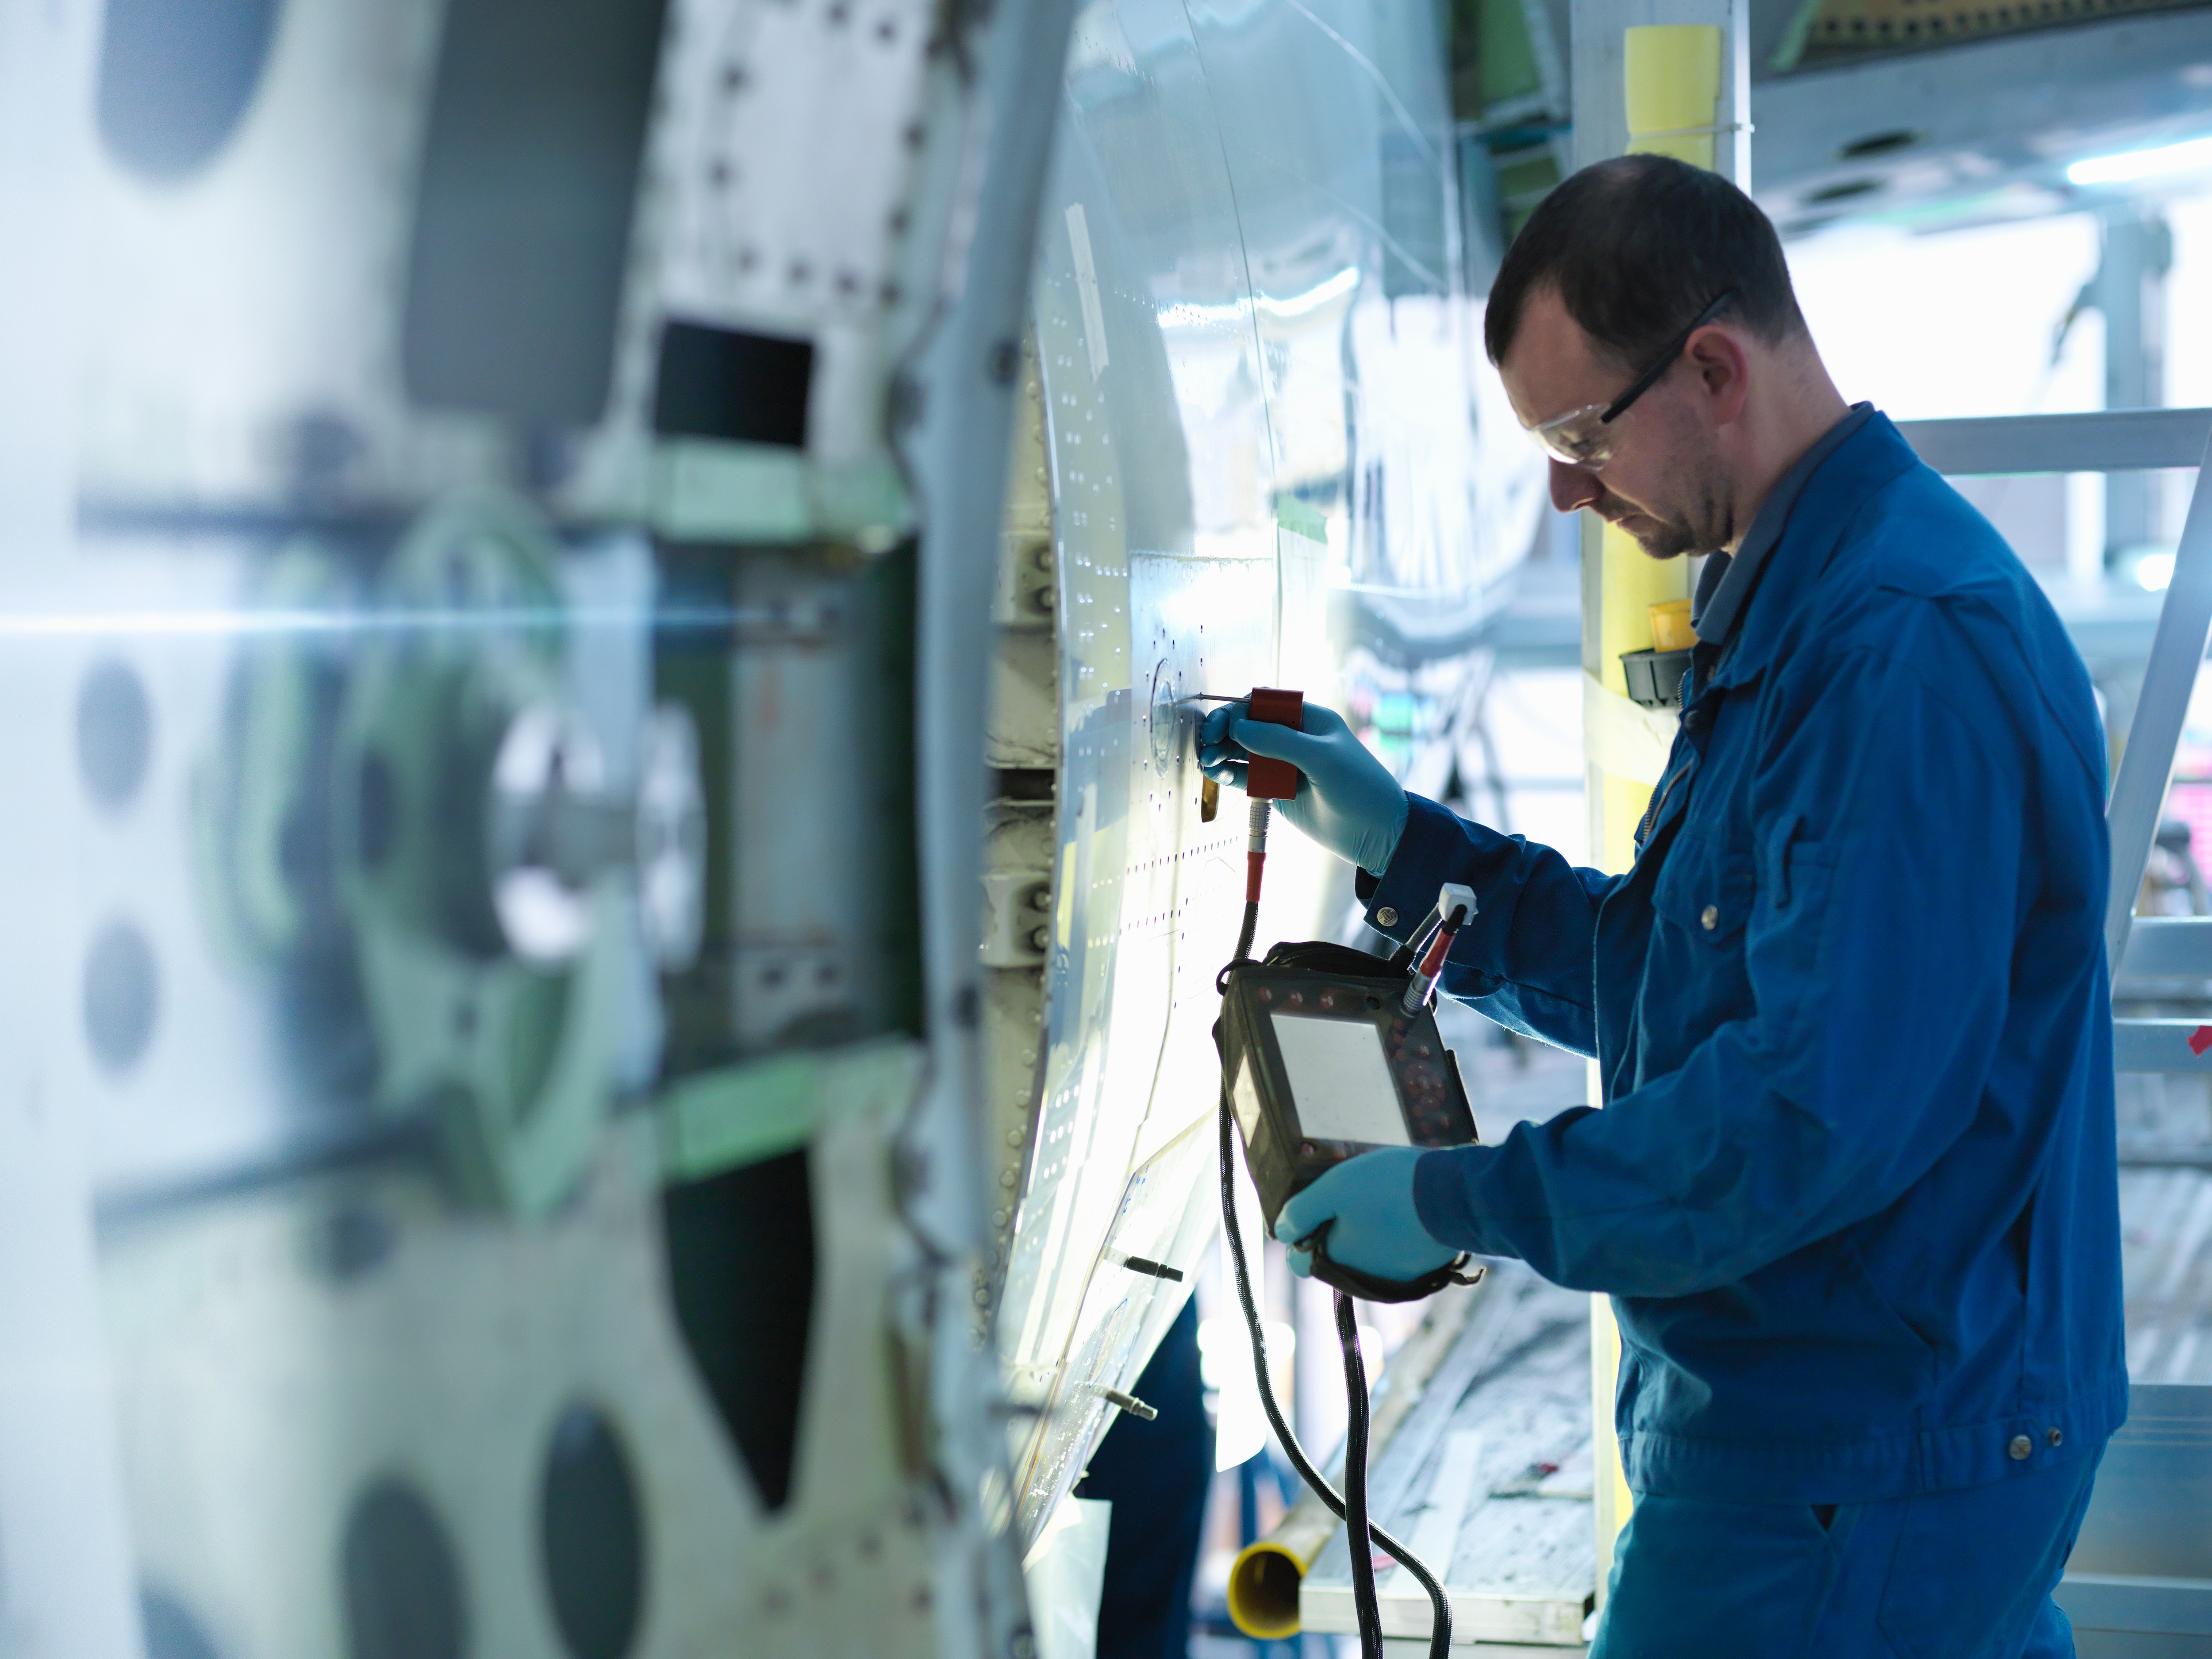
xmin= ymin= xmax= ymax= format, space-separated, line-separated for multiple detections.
xmin=1362 ymin=412 xmax=2127 ymax=1503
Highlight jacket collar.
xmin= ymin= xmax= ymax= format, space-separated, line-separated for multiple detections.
xmin=1703 ymin=410 xmax=1920 ymax=694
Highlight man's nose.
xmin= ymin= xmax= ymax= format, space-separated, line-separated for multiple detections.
xmin=1550 ymin=460 xmax=1601 ymax=515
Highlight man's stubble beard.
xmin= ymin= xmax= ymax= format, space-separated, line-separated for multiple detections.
xmin=1596 ymin=442 xmax=1733 ymax=561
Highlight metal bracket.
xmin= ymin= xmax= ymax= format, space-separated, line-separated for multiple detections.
xmin=980 ymin=871 xmax=1053 ymax=967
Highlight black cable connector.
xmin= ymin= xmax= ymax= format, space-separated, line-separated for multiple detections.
xmin=1402 ymin=902 xmax=1469 ymax=1016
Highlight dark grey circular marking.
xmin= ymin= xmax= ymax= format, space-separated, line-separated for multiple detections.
xmin=77 ymin=660 xmax=153 ymax=812
xmin=342 ymin=1479 xmax=467 ymax=1659
xmin=96 ymin=0 xmax=280 ymax=182
xmin=356 ymin=752 xmax=398 ymax=870
xmin=310 ymin=1206 xmax=396 ymax=1284
xmin=84 ymin=921 xmax=159 ymax=1073
xmin=140 ymin=1586 xmax=221 ymax=1659
xmin=540 ymin=1404 xmax=645 ymax=1659
xmin=1837 ymin=128 xmax=1920 ymax=160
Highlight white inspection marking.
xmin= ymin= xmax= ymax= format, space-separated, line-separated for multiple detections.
xmin=1067 ymin=203 xmax=1110 ymax=380
xmin=1382 ymin=1428 xmax=1484 ymax=1601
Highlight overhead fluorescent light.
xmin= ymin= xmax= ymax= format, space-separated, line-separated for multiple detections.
xmin=2068 ymin=134 xmax=2212 ymax=186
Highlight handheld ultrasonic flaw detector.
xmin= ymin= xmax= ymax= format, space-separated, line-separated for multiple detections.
xmin=1217 ymin=883 xmax=1482 ymax=1303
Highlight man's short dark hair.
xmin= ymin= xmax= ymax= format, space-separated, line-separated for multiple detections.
xmin=1483 ymin=155 xmax=1807 ymax=371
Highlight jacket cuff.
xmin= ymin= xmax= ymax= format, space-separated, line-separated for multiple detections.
xmin=1413 ymin=1147 xmax=1497 ymax=1256
xmin=1356 ymin=795 xmax=1466 ymax=943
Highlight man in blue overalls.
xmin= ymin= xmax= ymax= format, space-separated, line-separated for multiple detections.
xmin=1201 ymin=155 xmax=2124 ymax=1656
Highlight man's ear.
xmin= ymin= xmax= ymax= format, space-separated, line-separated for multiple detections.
xmin=1686 ymin=326 xmax=1751 ymax=428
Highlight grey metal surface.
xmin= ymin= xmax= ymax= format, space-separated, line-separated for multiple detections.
xmin=2116 ymin=1020 xmax=2212 ymax=1076
xmin=0 ymin=7 xmax=144 ymax=1653
xmin=2 ymin=0 xmax=1087 ymax=1655
xmin=898 ymin=0 xmax=1083 ymax=1648
xmin=2113 ymin=1070 xmax=2212 ymax=1173
xmin=2064 ymin=1575 xmax=2212 ymax=1641
xmin=2120 ymin=918 xmax=2212 ymax=980
xmin=2122 ymin=1170 xmax=2212 ymax=1385
xmin=1895 ymin=409 xmax=2212 ymax=479
xmin=1751 ymin=8 xmax=2212 ymax=234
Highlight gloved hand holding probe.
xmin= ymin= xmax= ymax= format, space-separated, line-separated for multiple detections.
xmin=1198 ymin=700 xmax=1409 ymax=875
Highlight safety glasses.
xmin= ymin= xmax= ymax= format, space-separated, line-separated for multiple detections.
xmin=1524 ymin=289 xmax=1738 ymax=469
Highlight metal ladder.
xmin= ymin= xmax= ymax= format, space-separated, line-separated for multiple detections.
xmin=1902 ymin=406 xmax=2212 ymax=1657
xmin=1897 ymin=407 xmax=2212 ymax=1039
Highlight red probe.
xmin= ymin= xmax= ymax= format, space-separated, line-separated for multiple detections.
xmin=1241 ymin=687 xmax=1303 ymax=906
xmin=1225 ymin=687 xmax=1302 ymax=965
xmin=1241 ymin=687 xmax=1306 ymax=799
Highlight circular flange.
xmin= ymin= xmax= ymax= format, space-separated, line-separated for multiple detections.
xmin=1146 ymin=658 xmax=1183 ymax=777
xmin=333 ymin=495 xmax=617 ymax=1216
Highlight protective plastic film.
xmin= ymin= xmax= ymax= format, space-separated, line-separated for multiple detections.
xmin=997 ymin=0 xmax=1540 ymax=1542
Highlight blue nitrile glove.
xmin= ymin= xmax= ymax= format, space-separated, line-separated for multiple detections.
xmin=1197 ymin=700 xmax=1409 ymax=876
xmin=1273 ymin=1148 xmax=1457 ymax=1283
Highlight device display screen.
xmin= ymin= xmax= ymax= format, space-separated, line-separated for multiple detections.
xmin=1271 ymin=1012 xmax=1410 ymax=1146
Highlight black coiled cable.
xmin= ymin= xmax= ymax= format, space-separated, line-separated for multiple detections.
xmin=1217 ymin=1099 xmax=1453 ymax=1659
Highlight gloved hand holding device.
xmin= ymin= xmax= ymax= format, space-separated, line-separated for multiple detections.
xmin=1273 ymin=1147 xmax=1459 ymax=1284
xmin=1199 ymin=700 xmax=1409 ymax=876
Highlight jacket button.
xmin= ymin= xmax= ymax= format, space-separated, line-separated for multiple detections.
xmin=2047 ymin=1427 xmax=2063 ymax=1448
xmin=1700 ymin=904 xmax=1718 ymax=930
xmin=1376 ymin=906 xmax=1398 ymax=928
xmin=2008 ymin=1435 xmax=2032 ymax=1460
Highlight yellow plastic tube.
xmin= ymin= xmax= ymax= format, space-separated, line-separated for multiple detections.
xmin=1225 ymin=1496 xmax=1339 ymax=1639
xmin=1221 ymin=1284 xmax=1482 ymax=1638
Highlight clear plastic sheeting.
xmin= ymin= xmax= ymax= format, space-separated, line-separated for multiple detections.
xmin=996 ymin=0 xmax=1545 ymax=1543
xmin=1021 ymin=1495 xmax=1114 ymax=1659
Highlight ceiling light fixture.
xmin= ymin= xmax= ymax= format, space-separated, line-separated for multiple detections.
xmin=2068 ymin=134 xmax=2212 ymax=186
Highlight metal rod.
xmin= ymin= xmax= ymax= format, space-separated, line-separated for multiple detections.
xmin=2107 ymin=427 xmax=2212 ymax=968
xmin=1897 ymin=407 xmax=2212 ymax=477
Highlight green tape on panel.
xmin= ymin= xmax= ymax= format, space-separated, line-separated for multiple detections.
xmin=659 ymin=1036 xmax=926 ymax=1181
xmin=1274 ymin=497 xmax=1326 ymax=542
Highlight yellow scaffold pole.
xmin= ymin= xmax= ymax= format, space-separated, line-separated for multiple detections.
xmin=1575 ymin=2 xmax=1748 ymax=1611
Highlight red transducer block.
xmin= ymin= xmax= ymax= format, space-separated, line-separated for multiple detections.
xmin=1244 ymin=687 xmax=1305 ymax=801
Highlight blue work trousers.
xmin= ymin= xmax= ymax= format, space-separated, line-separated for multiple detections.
xmin=1591 ymin=1446 xmax=2104 ymax=1659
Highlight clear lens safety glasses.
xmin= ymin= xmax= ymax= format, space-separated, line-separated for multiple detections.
xmin=1526 ymin=404 xmax=1623 ymax=469
xmin=1517 ymin=288 xmax=1739 ymax=472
